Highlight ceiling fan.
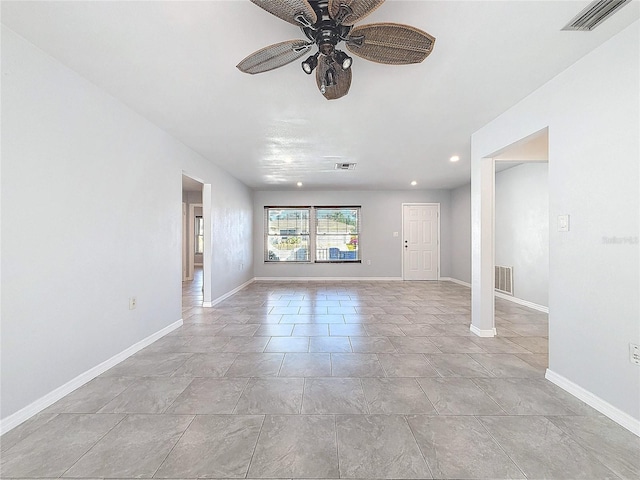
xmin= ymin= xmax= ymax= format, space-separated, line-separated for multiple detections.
xmin=237 ymin=0 xmax=435 ymax=100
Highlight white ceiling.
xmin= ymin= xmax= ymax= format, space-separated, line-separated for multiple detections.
xmin=2 ymin=1 xmax=638 ymax=190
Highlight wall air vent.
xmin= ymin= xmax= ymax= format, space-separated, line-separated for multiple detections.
xmin=562 ymin=0 xmax=631 ymax=31
xmin=335 ymin=162 xmax=357 ymax=170
xmin=495 ymin=265 xmax=514 ymax=296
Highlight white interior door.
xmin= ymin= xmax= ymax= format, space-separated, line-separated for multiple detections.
xmin=403 ymin=204 xmax=439 ymax=280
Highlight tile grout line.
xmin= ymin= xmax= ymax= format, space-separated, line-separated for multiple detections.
xmin=420 ymin=352 xmax=444 ymax=379
xmin=231 ymin=377 xmax=252 ymax=414
xmin=468 ymin=377 xmax=509 ymax=415
xmin=543 ymin=415 xmax=625 ymax=479
xmin=244 ymin=415 xmax=267 ymax=478
xmin=359 ymin=377 xmax=371 ymax=415
xmin=0 ymin=413 xmax=60 ymax=456
xmin=58 ymin=412 xmax=128 ymax=478
xmin=149 ymin=413 xmax=197 ymax=478
xmin=161 ymin=377 xmax=197 ymax=414
xmin=404 ymin=413 xmax=436 ymax=479
xmin=474 ymin=414 xmax=529 ymax=479
xmin=414 ymin=376 xmax=438 ymax=414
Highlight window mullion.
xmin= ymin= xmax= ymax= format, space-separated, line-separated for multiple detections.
xmin=310 ymin=207 xmax=317 ymax=263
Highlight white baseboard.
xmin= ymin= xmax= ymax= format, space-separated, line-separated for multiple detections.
xmin=442 ymin=277 xmax=549 ymax=313
xmin=545 ymin=369 xmax=640 ymax=437
xmin=254 ymin=277 xmax=403 ymax=282
xmin=494 ymin=291 xmax=549 ymax=313
xmin=0 ymin=319 xmax=183 ymax=436
xmin=441 ymin=277 xmax=471 ymax=288
xmin=470 ymin=324 xmax=497 ymax=337
xmin=203 ymin=278 xmax=255 ymax=307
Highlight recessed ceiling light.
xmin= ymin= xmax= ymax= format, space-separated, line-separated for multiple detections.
xmin=450 ymin=155 xmax=460 ymax=162
xmin=296 ymin=181 xmax=303 ymax=187
xmin=410 ymin=181 xmax=417 ymax=186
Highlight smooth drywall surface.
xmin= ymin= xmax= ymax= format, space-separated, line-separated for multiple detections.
xmin=182 ymin=190 xmax=202 ymax=204
xmin=208 ymin=181 xmax=253 ymax=300
xmin=471 ymin=21 xmax=639 ymax=420
xmin=495 ymin=163 xmax=548 ymax=306
xmin=450 ymin=183 xmax=471 ymax=284
xmin=253 ymin=190 xmax=451 ymax=279
xmin=1 ymin=27 xmax=253 ymax=420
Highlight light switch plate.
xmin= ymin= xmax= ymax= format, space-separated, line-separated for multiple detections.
xmin=558 ymin=214 xmax=570 ymax=232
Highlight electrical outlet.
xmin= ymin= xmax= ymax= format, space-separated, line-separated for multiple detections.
xmin=129 ymin=297 xmax=137 ymax=310
xmin=393 ymin=232 xmax=399 ymax=237
xmin=630 ymin=343 xmax=640 ymax=365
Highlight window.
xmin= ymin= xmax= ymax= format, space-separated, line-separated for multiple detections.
xmin=264 ymin=206 xmax=360 ymax=263
xmin=194 ymin=216 xmax=204 ymax=254
xmin=315 ymin=207 xmax=360 ymax=262
xmin=265 ymin=208 xmax=310 ymax=262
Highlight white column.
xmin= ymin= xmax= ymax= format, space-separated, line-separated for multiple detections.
xmin=471 ymin=157 xmax=496 ymax=336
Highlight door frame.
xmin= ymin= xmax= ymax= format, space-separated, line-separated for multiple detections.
xmin=182 ymin=171 xmax=211 ymax=307
xmin=401 ymin=203 xmax=440 ymax=281
xmin=182 ymin=202 xmax=188 ymax=281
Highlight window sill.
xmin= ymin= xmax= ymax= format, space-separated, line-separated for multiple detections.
xmin=315 ymin=260 xmax=362 ymax=264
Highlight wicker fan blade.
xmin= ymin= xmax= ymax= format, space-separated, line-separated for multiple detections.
xmin=250 ymin=0 xmax=317 ymax=27
xmin=328 ymin=0 xmax=385 ymax=26
xmin=237 ymin=40 xmax=312 ymax=74
xmin=346 ymin=23 xmax=435 ymax=65
xmin=315 ymin=54 xmax=352 ymax=100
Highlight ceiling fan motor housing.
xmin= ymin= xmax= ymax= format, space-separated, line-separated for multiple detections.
xmin=302 ymin=1 xmax=352 ymax=55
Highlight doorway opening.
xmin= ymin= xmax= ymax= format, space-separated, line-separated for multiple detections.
xmin=182 ymin=173 xmax=212 ymax=308
xmin=493 ymin=130 xmax=549 ymax=363
xmin=471 ymin=127 xmax=549 ymax=343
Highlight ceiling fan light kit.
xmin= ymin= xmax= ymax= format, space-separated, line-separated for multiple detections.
xmin=237 ymin=0 xmax=435 ymax=99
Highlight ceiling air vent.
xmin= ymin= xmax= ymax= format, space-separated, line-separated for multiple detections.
xmin=335 ymin=162 xmax=357 ymax=170
xmin=562 ymin=0 xmax=631 ymax=31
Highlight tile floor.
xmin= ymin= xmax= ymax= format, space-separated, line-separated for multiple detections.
xmin=2 ymin=271 xmax=639 ymax=479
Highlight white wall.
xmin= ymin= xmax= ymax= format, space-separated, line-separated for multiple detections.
xmin=450 ymin=183 xmax=471 ymax=284
xmin=253 ymin=190 xmax=451 ymax=279
xmin=209 ymin=184 xmax=253 ymax=300
xmin=1 ymin=27 xmax=253 ymax=422
xmin=495 ymin=163 xmax=549 ymax=306
xmin=471 ymin=21 xmax=639 ymax=424
xmin=182 ymin=190 xmax=202 ymax=204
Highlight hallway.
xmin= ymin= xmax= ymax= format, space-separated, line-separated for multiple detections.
xmin=1 ymin=280 xmax=638 ymax=479
xmin=182 ymin=265 xmax=204 ymax=309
